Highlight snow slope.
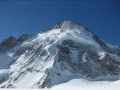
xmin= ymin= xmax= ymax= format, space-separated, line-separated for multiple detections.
xmin=1 ymin=79 xmax=120 ymax=90
xmin=52 ymin=78 xmax=120 ymax=90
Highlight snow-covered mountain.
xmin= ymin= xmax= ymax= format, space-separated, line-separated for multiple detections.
xmin=0 ymin=21 xmax=120 ymax=88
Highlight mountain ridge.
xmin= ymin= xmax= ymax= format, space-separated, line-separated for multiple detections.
xmin=0 ymin=21 xmax=120 ymax=88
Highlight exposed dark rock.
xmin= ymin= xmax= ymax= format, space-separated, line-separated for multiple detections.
xmin=0 ymin=34 xmax=33 ymax=52
xmin=53 ymin=22 xmax=62 ymax=29
xmin=0 ymin=36 xmax=17 ymax=51
xmin=17 ymin=34 xmax=33 ymax=42
xmin=51 ymin=40 xmax=120 ymax=81
xmin=0 ymin=36 xmax=17 ymax=47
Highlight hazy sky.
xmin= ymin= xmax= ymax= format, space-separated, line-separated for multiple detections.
xmin=0 ymin=0 xmax=120 ymax=45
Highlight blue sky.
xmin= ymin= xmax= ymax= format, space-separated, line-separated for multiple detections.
xmin=0 ymin=0 xmax=120 ymax=45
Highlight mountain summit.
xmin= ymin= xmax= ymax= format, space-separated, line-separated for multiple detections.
xmin=0 ymin=21 xmax=120 ymax=88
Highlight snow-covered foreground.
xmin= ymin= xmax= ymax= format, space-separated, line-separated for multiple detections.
xmin=1 ymin=78 xmax=120 ymax=90
xmin=52 ymin=78 xmax=120 ymax=90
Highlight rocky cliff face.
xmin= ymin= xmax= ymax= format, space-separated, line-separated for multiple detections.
xmin=0 ymin=21 xmax=120 ymax=88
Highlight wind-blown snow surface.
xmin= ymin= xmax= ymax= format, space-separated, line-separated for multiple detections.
xmin=1 ymin=79 xmax=120 ymax=90
xmin=52 ymin=78 xmax=120 ymax=90
xmin=0 ymin=21 xmax=120 ymax=89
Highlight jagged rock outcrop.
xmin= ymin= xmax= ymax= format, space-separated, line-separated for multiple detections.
xmin=0 ymin=36 xmax=17 ymax=51
xmin=0 ymin=34 xmax=33 ymax=52
xmin=17 ymin=34 xmax=33 ymax=42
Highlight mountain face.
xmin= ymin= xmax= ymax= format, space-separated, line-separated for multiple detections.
xmin=0 ymin=21 xmax=120 ymax=88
